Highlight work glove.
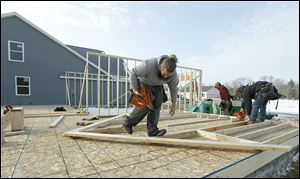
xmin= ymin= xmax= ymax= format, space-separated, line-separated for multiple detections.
xmin=240 ymin=108 xmax=245 ymax=113
xmin=244 ymin=115 xmax=249 ymax=122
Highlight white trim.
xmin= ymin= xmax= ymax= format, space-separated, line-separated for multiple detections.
xmin=8 ymin=40 xmax=24 ymax=62
xmin=15 ymin=76 xmax=31 ymax=96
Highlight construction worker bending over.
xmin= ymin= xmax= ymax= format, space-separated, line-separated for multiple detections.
xmin=214 ymin=82 xmax=233 ymax=116
xmin=123 ymin=54 xmax=179 ymax=137
xmin=235 ymin=81 xmax=280 ymax=124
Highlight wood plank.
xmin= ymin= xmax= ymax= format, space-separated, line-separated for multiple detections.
xmin=207 ymin=114 xmax=219 ymax=119
xmin=218 ymin=115 xmax=230 ymax=120
xmin=197 ymin=130 xmax=259 ymax=144
xmin=160 ymin=113 xmax=198 ymax=121
xmin=4 ymin=130 xmax=26 ymax=136
xmin=216 ymin=121 xmax=272 ymax=135
xmin=70 ymin=114 xmax=127 ymax=132
xmin=200 ymin=121 xmax=247 ymax=132
xmin=163 ymin=129 xmax=198 ymax=139
xmin=272 ymin=120 xmax=299 ymax=128
xmin=262 ymin=128 xmax=299 ymax=144
xmin=205 ymin=136 xmax=298 ymax=178
xmin=24 ymin=112 xmax=88 ymax=118
xmin=86 ymin=123 xmax=147 ymax=134
xmin=64 ymin=131 xmax=291 ymax=152
xmin=167 ymin=118 xmax=222 ymax=127
xmin=236 ymin=123 xmax=291 ymax=140
xmin=49 ymin=116 xmax=64 ymax=128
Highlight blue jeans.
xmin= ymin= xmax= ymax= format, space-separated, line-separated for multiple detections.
xmin=125 ymin=84 xmax=163 ymax=136
xmin=249 ymin=95 xmax=268 ymax=123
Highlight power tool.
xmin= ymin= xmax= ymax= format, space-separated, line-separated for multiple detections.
xmin=129 ymin=87 xmax=154 ymax=111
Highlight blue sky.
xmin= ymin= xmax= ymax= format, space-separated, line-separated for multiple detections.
xmin=2 ymin=1 xmax=299 ymax=84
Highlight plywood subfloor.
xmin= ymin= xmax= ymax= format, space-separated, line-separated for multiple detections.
xmin=2 ymin=108 xmax=297 ymax=178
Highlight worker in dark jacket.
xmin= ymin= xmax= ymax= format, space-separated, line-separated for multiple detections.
xmin=235 ymin=81 xmax=278 ymax=124
xmin=214 ymin=82 xmax=233 ymax=115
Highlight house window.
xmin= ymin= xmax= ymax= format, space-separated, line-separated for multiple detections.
xmin=15 ymin=76 xmax=31 ymax=96
xmin=8 ymin=40 xmax=24 ymax=62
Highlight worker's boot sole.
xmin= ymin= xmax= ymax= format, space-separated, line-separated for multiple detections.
xmin=156 ymin=129 xmax=167 ymax=136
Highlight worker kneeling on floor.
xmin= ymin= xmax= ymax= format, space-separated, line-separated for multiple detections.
xmin=123 ymin=54 xmax=179 ymax=137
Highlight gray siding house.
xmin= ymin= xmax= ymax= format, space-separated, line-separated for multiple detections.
xmin=1 ymin=12 xmax=127 ymax=106
xmin=201 ymin=86 xmax=220 ymax=99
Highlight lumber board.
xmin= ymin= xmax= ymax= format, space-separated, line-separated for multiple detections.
xmin=25 ymin=112 xmax=88 ymax=118
xmin=196 ymin=130 xmax=259 ymax=144
xmin=206 ymin=136 xmax=298 ymax=178
xmin=200 ymin=121 xmax=247 ymax=132
xmin=49 ymin=116 xmax=64 ymax=128
xmin=4 ymin=130 xmax=26 ymax=136
xmin=207 ymin=114 xmax=219 ymax=119
xmin=70 ymin=114 xmax=127 ymax=132
xmin=236 ymin=123 xmax=291 ymax=140
xmin=216 ymin=121 xmax=272 ymax=135
xmin=86 ymin=123 xmax=147 ymax=134
xmin=218 ymin=115 xmax=230 ymax=120
xmin=262 ymin=128 xmax=299 ymax=144
xmin=63 ymin=131 xmax=292 ymax=152
xmin=163 ymin=129 xmax=198 ymax=139
xmin=167 ymin=118 xmax=222 ymax=127
xmin=160 ymin=113 xmax=198 ymax=120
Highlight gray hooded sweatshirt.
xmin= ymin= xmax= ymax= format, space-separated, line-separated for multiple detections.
xmin=130 ymin=56 xmax=179 ymax=104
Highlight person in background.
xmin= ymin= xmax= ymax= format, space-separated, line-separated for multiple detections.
xmin=235 ymin=81 xmax=280 ymax=124
xmin=214 ymin=82 xmax=233 ymax=116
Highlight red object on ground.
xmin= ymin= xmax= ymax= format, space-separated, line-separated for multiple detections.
xmin=235 ymin=111 xmax=246 ymax=121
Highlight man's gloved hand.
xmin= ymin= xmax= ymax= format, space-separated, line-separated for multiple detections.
xmin=244 ymin=115 xmax=249 ymax=122
xmin=240 ymin=108 xmax=245 ymax=113
xmin=169 ymin=104 xmax=176 ymax=117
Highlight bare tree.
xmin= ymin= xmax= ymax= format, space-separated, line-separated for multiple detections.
xmin=224 ymin=77 xmax=253 ymax=95
xmin=259 ymin=75 xmax=275 ymax=83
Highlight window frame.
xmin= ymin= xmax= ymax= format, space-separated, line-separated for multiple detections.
xmin=15 ymin=76 xmax=31 ymax=96
xmin=8 ymin=40 xmax=25 ymax=62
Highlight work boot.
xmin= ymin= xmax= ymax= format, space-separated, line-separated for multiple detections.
xmin=122 ymin=120 xmax=133 ymax=135
xmin=247 ymin=120 xmax=255 ymax=125
xmin=156 ymin=129 xmax=167 ymax=136
xmin=257 ymin=119 xmax=264 ymax=123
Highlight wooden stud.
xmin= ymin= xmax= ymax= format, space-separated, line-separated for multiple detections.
xmin=218 ymin=115 xmax=230 ymax=120
xmin=64 ymin=131 xmax=291 ymax=152
xmin=216 ymin=121 xmax=272 ymax=135
xmin=67 ymin=114 xmax=127 ymax=133
xmin=167 ymin=118 xmax=221 ymax=127
xmin=205 ymin=135 xmax=298 ymax=178
xmin=24 ymin=112 xmax=88 ymax=118
xmin=197 ymin=130 xmax=259 ymax=144
xmin=262 ymin=128 xmax=299 ymax=144
xmin=4 ymin=130 xmax=26 ymax=136
xmin=236 ymin=123 xmax=291 ymax=140
xmin=163 ymin=129 xmax=198 ymax=139
xmin=200 ymin=121 xmax=247 ymax=132
xmin=49 ymin=116 xmax=64 ymax=128
xmin=208 ymin=114 xmax=219 ymax=119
